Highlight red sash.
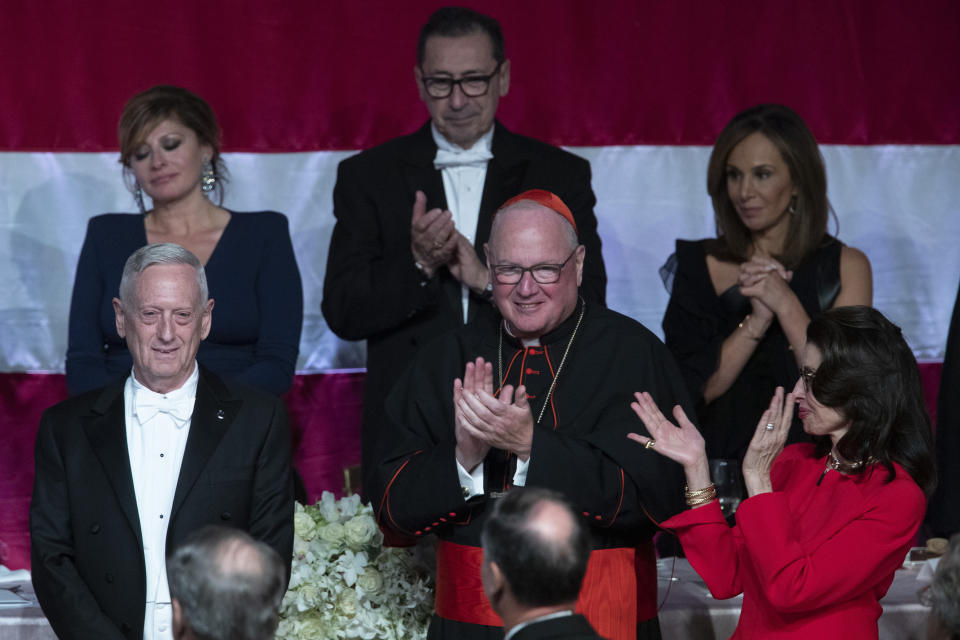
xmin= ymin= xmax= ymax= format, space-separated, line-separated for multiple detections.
xmin=435 ymin=539 xmax=657 ymax=640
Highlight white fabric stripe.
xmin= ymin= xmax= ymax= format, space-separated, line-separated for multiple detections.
xmin=1 ymin=146 xmax=958 ymax=373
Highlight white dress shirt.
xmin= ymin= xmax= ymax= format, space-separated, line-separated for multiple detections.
xmin=125 ymin=363 xmax=198 ymax=640
xmin=432 ymin=123 xmax=494 ymax=322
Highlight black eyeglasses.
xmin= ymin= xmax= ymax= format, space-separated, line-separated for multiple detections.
xmin=801 ymin=367 xmax=817 ymax=392
xmin=490 ymin=248 xmax=577 ymax=285
xmin=420 ymin=63 xmax=502 ymax=99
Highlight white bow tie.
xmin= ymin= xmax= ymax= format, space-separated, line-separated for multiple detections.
xmin=433 ymin=146 xmax=493 ymax=170
xmin=135 ymin=391 xmax=193 ymax=425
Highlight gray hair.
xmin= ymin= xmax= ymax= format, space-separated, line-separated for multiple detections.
xmin=929 ymin=534 xmax=960 ymax=637
xmin=489 ymin=202 xmax=579 ymax=256
xmin=481 ymin=487 xmax=590 ymax=607
xmin=166 ymin=526 xmax=286 ymax=640
xmin=118 ymin=243 xmax=208 ymax=308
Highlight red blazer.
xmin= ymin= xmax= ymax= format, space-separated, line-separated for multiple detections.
xmin=663 ymin=444 xmax=924 ymax=639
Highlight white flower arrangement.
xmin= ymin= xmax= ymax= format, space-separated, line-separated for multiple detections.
xmin=277 ymin=492 xmax=435 ymax=640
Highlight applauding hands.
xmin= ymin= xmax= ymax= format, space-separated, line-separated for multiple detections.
xmin=628 ymin=387 xmax=795 ymax=500
xmin=453 ymin=357 xmax=533 ymax=472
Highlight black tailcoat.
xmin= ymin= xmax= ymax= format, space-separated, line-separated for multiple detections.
xmin=30 ymin=367 xmax=294 ymax=640
xmin=321 ymin=120 xmax=607 ymax=498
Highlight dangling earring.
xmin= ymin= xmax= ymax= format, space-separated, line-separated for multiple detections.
xmin=788 ymin=196 xmax=797 ymax=215
xmin=201 ymin=160 xmax=216 ymax=193
xmin=134 ymin=182 xmax=146 ymax=213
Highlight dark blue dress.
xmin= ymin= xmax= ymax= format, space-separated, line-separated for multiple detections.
xmin=66 ymin=211 xmax=303 ymax=395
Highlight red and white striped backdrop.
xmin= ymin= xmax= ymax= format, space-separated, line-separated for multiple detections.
xmin=1 ymin=1 xmax=958 ymax=569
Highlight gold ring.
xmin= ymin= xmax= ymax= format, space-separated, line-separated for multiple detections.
xmin=644 ymin=440 xmax=656 ymax=449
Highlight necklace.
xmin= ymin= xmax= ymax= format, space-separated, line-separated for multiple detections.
xmin=498 ymin=299 xmax=585 ymax=425
xmin=827 ymin=451 xmax=865 ymax=474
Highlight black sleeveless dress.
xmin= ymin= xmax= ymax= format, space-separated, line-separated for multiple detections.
xmin=660 ymin=235 xmax=842 ymax=461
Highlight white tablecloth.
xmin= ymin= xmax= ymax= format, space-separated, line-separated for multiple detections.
xmin=0 ymin=563 xmax=933 ymax=640
xmin=657 ymin=557 xmax=931 ymax=639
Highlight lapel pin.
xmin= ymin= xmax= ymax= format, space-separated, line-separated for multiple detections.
xmin=216 ymin=409 xmax=225 ymax=420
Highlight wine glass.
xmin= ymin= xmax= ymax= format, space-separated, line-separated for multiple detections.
xmin=710 ymin=458 xmax=744 ymax=517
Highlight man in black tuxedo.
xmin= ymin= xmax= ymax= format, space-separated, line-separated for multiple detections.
xmin=30 ymin=243 xmax=293 ymax=640
xmin=482 ymin=488 xmax=605 ymax=640
xmin=321 ymin=6 xmax=607 ymax=498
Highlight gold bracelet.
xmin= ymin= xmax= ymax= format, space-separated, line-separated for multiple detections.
xmin=687 ymin=493 xmax=718 ymax=508
xmin=684 ymin=483 xmax=715 ymax=496
xmin=684 ymin=483 xmax=716 ymax=499
xmin=738 ymin=314 xmax=763 ymax=341
xmin=684 ymin=484 xmax=717 ymax=507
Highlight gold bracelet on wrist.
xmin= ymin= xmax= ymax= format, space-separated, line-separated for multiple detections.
xmin=686 ymin=493 xmax=718 ymax=508
xmin=684 ymin=483 xmax=717 ymax=507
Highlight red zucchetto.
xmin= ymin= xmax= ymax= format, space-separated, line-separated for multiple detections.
xmin=495 ymin=189 xmax=578 ymax=234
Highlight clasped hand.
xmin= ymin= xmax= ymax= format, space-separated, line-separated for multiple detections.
xmin=738 ymin=255 xmax=794 ymax=319
xmin=453 ymin=357 xmax=533 ymax=472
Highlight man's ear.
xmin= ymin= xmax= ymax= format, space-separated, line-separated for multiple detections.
xmin=497 ymin=59 xmax=511 ymax=97
xmin=414 ymin=65 xmax=428 ymax=103
xmin=482 ymin=558 xmax=506 ymax=608
xmin=199 ymin=298 xmax=214 ymax=341
xmin=113 ymin=298 xmax=126 ymax=338
xmin=171 ymin=598 xmax=187 ymax=640
xmin=574 ymin=244 xmax=585 ymax=287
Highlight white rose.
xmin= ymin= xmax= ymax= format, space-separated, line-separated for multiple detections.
xmin=317 ymin=522 xmax=346 ymax=547
xmin=356 ymin=567 xmax=384 ymax=596
xmin=295 ymin=584 xmax=321 ymax=612
xmin=296 ymin=611 xmax=329 ymax=640
xmin=293 ymin=510 xmax=317 ymax=541
xmin=344 ymin=514 xmax=379 ymax=549
xmin=336 ymin=587 xmax=359 ymax=617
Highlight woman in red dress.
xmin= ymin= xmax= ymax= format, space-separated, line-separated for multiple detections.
xmin=630 ymin=306 xmax=935 ymax=638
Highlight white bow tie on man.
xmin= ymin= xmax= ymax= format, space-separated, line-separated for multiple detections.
xmin=433 ymin=146 xmax=493 ymax=170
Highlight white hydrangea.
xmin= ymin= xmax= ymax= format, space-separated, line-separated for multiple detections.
xmin=277 ymin=495 xmax=435 ymax=640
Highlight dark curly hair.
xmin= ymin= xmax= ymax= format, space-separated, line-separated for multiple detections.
xmin=807 ymin=306 xmax=936 ymax=495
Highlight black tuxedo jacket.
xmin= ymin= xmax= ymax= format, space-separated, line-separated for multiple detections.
xmin=321 ymin=120 xmax=607 ymax=496
xmin=30 ymin=367 xmax=294 ymax=640
xmin=512 ymin=613 xmax=607 ymax=639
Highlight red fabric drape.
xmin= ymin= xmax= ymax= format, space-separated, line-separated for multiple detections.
xmin=1 ymin=1 xmax=958 ymax=151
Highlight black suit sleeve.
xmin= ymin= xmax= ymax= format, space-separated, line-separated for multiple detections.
xmin=322 ymin=157 xmax=441 ymax=341
xmin=248 ymin=398 xmax=295 ymax=578
xmin=30 ymin=412 xmax=128 ymax=640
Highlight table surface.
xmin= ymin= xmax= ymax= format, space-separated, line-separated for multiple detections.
xmin=0 ymin=581 xmax=55 ymax=640
xmin=656 ymin=557 xmax=932 ymax=639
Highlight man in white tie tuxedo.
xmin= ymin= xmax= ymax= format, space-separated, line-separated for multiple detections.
xmin=30 ymin=243 xmax=294 ymax=640
xmin=322 ymin=7 xmax=607 ymax=500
